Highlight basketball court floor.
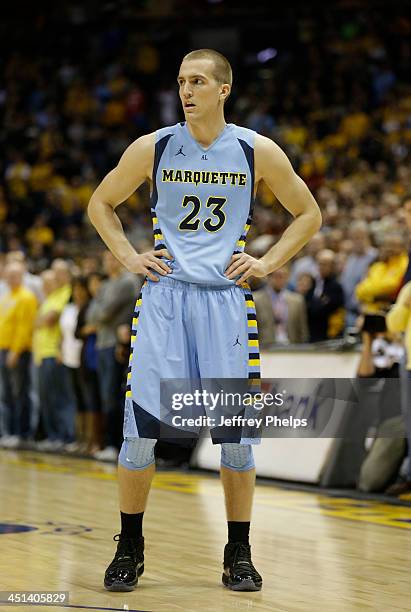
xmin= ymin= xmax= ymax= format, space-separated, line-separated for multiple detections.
xmin=1 ymin=449 xmax=411 ymax=611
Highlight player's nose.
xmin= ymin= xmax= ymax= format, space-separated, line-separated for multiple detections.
xmin=182 ymin=83 xmax=192 ymax=97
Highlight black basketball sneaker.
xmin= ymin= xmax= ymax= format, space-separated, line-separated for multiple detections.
xmin=104 ymin=534 xmax=144 ymax=591
xmin=222 ymin=542 xmax=262 ymax=591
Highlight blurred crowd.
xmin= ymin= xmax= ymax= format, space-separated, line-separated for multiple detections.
xmin=250 ymin=208 xmax=409 ymax=346
xmin=1 ymin=4 xmax=411 ymax=486
xmin=0 ymin=250 xmax=140 ymax=460
xmin=1 ymin=3 xmax=411 ymax=267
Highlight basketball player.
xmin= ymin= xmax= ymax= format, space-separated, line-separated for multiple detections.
xmin=88 ymin=49 xmax=321 ymax=592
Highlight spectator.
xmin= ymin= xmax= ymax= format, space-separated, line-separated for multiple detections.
xmin=0 ymin=255 xmax=7 ymax=298
xmin=0 ymin=262 xmax=37 ymax=447
xmin=75 ymin=272 xmax=105 ymax=453
xmin=5 ymin=251 xmax=45 ymax=442
xmin=81 ymin=256 xmax=101 ymax=276
xmin=355 ymin=234 xmax=408 ymax=314
xmin=51 ymin=259 xmax=72 ymax=304
xmin=60 ymin=276 xmax=90 ymax=453
xmin=396 ymin=194 xmax=411 ymax=289
xmin=253 ymin=265 xmax=308 ymax=347
xmin=296 ymin=272 xmax=315 ymax=299
xmin=86 ymin=251 xmax=140 ymax=460
xmin=385 ymin=217 xmax=411 ymax=494
xmin=356 ymin=326 xmax=406 ymax=494
xmin=34 ymin=269 xmax=71 ymax=450
xmin=340 ymin=222 xmax=377 ymax=326
xmin=289 ymin=233 xmax=324 ymax=289
xmin=6 ymin=250 xmax=44 ymax=303
xmin=387 ymin=282 xmax=411 ymax=488
xmin=299 ymin=250 xmax=345 ymax=342
xmin=26 ymin=214 xmax=54 ymax=249
xmin=357 ymin=329 xmax=404 ymax=378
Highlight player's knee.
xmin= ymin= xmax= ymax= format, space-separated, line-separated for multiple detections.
xmin=220 ymin=443 xmax=255 ymax=471
xmin=118 ymin=437 xmax=156 ymax=471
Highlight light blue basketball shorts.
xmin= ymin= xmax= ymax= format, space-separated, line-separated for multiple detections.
xmin=123 ymin=276 xmax=261 ymax=445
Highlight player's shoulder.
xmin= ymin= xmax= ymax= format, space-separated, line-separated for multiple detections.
xmin=253 ymin=132 xmax=287 ymax=163
xmin=229 ymin=123 xmax=257 ymax=148
xmin=126 ymin=124 xmax=180 ymax=153
xmin=229 ymin=126 xmax=284 ymax=175
xmin=253 ymin=131 xmax=279 ymax=151
xmin=124 ymin=131 xmax=156 ymax=157
xmin=153 ymin=122 xmax=182 ymax=143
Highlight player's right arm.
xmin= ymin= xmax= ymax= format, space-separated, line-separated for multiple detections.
xmin=88 ymin=133 xmax=173 ymax=281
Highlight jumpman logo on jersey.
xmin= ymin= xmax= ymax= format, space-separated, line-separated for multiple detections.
xmin=233 ymin=335 xmax=242 ymax=347
xmin=175 ymin=145 xmax=186 ymax=156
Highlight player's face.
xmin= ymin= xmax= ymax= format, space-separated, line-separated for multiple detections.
xmin=177 ymin=59 xmax=224 ymax=119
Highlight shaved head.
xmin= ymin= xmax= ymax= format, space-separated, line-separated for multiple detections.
xmin=182 ymin=49 xmax=232 ymax=86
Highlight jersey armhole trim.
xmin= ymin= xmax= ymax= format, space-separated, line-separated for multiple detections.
xmin=151 ymin=133 xmax=173 ymax=208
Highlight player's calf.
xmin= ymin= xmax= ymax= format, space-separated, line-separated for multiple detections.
xmin=220 ymin=443 xmax=262 ymax=590
xmin=104 ymin=438 xmax=156 ymax=591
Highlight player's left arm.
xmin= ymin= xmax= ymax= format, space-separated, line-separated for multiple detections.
xmin=225 ymin=134 xmax=322 ymax=285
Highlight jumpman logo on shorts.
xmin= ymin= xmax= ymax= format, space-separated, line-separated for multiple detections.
xmin=233 ymin=335 xmax=242 ymax=347
xmin=175 ymin=145 xmax=186 ymax=156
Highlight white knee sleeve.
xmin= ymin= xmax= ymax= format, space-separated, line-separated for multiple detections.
xmin=220 ymin=443 xmax=255 ymax=471
xmin=118 ymin=437 xmax=156 ymax=470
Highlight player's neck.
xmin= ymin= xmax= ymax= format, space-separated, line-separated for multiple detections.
xmin=185 ymin=114 xmax=226 ymax=148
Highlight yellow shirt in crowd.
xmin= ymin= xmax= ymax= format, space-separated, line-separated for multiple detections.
xmin=33 ymin=284 xmax=71 ymax=363
xmin=0 ymin=286 xmax=38 ymax=353
xmin=386 ymin=282 xmax=411 ymax=370
xmin=355 ymin=252 xmax=409 ymax=312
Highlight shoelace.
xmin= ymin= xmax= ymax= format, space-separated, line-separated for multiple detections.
xmin=232 ymin=544 xmax=259 ymax=577
xmin=111 ymin=534 xmax=136 ymax=564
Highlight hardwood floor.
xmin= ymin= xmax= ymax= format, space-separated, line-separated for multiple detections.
xmin=0 ymin=450 xmax=410 ymax=612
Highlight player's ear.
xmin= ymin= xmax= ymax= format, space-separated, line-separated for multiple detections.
xmin=220 ymin=83 xmax=231 ymax=101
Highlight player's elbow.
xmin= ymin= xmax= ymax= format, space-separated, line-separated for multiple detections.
xmin=87 ymin=195 xmax=99 ymax=227
xmin=304 ymin=205 xmax=322 ymax=237
xmin=311 ymin=207 xmax=323 ymax=233
xmin=87 ymin=194 xmax=109 ymax=228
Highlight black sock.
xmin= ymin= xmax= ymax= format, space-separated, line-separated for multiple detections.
xmin=120 ymin=511 xmax=144 ymax=539
xmin=227 ymin=521 xmax=250 ymax=544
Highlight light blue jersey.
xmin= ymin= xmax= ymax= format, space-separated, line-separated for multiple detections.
xmin=150 ymin=122 xmax=256 ymax=285
xmin=122 ymin=122 xmax=261 ymax=446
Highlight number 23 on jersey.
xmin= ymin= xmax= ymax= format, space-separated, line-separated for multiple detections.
xmin=178 ymin=195 xmax=227 ymax=233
